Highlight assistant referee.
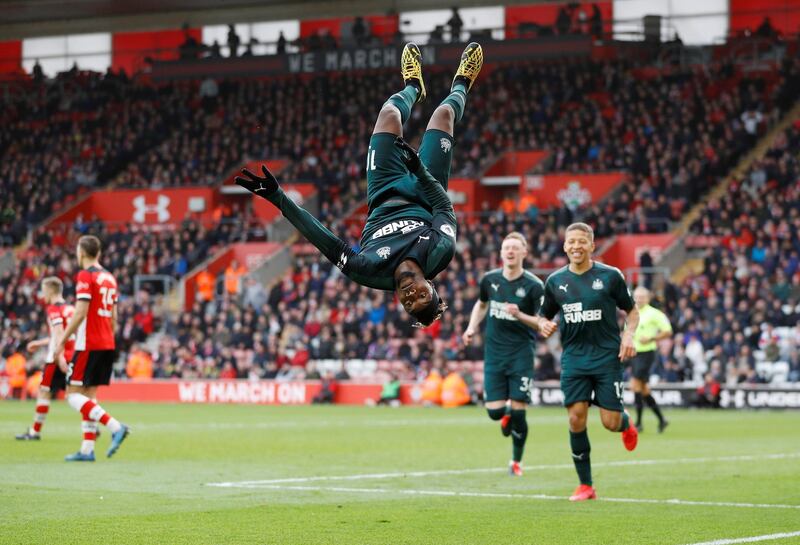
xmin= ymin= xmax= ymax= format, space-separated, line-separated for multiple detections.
xmin=630 ymin=286 xmax=672 ymax=433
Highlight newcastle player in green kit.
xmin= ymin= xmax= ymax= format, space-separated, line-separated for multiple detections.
xmin=539 ymin=222 xmax=640 ymax=502
xmin=463 ymin=233 xmax=546 ymax=476
xmin=235 ymin=42 xmax=483 ymax=327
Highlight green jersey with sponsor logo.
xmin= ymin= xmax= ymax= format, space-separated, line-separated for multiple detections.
xmin=541 ymin=262 xmax=635 ymax=373
xmin=347 ymin=194 xmax=456 ymax=290
xmin=265 ymin=161 xmax=456 ymax=292
xmin=479 ymin=268 xmax=545 ymax=364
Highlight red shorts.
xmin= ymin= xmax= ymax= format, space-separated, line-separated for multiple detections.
xmin=68 ymin=350 xmax=116 ymax=387
xmin=40 ymin=362 xmax=67 ymax=392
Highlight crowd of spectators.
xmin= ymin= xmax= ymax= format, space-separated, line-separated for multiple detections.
xmin=0 ymin=72 xmax=187 ymax=246
xmin=670 ymin=123 xmax=800 ymax=385
xmin=4 ymin=55 xmax=797 ymax=251
xmin=3 ymin=50 xmax=800 ymax=391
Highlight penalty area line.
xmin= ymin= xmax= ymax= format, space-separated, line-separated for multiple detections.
xmin=681 ymin=530 xmax=800 ymax=545
xmin=235 ymin=484 xmax=800 ymax=511
xmin=205 ymin=452 xmax=800 ymax=488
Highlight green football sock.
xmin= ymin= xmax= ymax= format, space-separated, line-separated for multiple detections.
xmin=385 ymin=84 xmax=419 ymax=124
xmin=618 ymin=411 xmax=630 ymax=432
xmin=510 ymin=409 xmax=528 ymax=463
xmin=441 ymin=82 xmax=467 ymax=123
xmin=569 ymin=429 xmax=592 ymax=486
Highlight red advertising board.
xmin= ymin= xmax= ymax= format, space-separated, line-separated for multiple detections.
xmin=520 ymin=172 xmax=626 ymax=208
xmin=48 ymin=187 xmax=218 ymax=227
xmin=484 ymin=150 xmax=549 ymax=176
xmin=597 ymin=234 xmax=676 ymax=273
xmin=45 ymin=183 xmax=315 ymax=229
xmin=92 ymin=380 xmax=419 ymax=405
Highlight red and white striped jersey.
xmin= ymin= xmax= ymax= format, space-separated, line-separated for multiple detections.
xmin=46 ymin=302 xmax=75 ymax=363
xmin=75 ymin=266 xmax=118 ymax=351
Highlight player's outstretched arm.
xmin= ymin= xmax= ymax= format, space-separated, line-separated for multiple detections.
xmin=463 ymin=300 xmax=488 ymax=345
xmin=26 ymin=337 xmax=50 ymax=353
xmin=236 ymin=164 xmax=385 ymax=289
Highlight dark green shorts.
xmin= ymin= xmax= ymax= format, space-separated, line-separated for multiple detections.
xmin=366 ymin=129 xmax=454 ymax=212
xmin=561 ymin=367 xmax=625 ymax=411
xmin=484 ymin=357 xmax=534 ymax=403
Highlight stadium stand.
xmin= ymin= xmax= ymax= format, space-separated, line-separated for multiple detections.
xmin=2 ymin=37 xmax=799 ymax=391
xmin=0 ymin=72 xmax=182 ymax=246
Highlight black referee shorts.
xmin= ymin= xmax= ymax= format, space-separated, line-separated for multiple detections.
xmin=630 ymin=351 xmax=656 ymax=382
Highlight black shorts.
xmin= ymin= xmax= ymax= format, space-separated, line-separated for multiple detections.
xmin=631 ymin=351 xmax=656 ymax=381
xmin=68 ymin=350 xmax=116 ymax=387
xmin=40 ymin=362 xmax=67 ymax=392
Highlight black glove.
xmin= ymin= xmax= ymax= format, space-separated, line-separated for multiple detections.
xmin=394 ymin=137 xmax=421 ymax=173
xmin=234 ymin=165 xmax=279 ymax=198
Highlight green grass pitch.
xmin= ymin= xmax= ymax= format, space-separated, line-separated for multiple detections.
xmin=1 ymin=402 xmax=799 ymax=545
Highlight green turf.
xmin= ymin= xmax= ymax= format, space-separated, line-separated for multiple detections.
xmin=1 ymin=402 xmax=799 ymax=545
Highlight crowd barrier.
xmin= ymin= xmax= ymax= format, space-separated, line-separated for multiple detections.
xmin=2 ymin=378 xmax=799 ymax=409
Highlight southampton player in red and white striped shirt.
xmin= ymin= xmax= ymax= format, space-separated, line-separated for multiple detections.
xmin=15 ymin=277 xmax=75 ymax=440
xmin=57 ymin=235 xmax=130 ymax=462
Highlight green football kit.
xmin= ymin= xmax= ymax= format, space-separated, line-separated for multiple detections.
xmin=541 ymin=262 xmax=635 ymax=411
xmin=478 ymin=269 xmax=545 ymax=402
xmin=262 ymin=129 xmax=457 ymax=290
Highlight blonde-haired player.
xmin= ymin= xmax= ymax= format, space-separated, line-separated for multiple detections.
xmin=16 ymin=277 xmax=75 ymax=441
xmin=463 ymin=232 xmax=546 ymax=476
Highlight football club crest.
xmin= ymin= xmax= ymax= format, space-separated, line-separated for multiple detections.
xmin=516 ymin=287 xmax=526 ymax=297
xmin=557 ymin=181 xmax=591 ymax=211
xmin=592 ymin=278 xmax=604 ymax=290
xmin=440 ymin=138 xmax=452 ymax=153
xmin=376 ymin=246 xmax=391 ymax=259
xmin=440 ymin=224 xmax=456 ymax=238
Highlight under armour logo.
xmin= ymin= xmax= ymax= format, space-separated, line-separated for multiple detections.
xmin=559 ymin=284 xmax=568 ymax=292
xmin=491 ymin=283 xmax=499 ymax=292
xmin=132 ymin=195 xmax=170 ymax=223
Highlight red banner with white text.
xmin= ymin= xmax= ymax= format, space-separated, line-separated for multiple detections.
xmin=94 ymin=380 xmax=419 ymax=405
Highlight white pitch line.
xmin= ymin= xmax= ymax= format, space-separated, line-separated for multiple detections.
xmin=682 ymin=531 xmax=800 ymax=545
xmin=234 ymin=484 xmax=800 ymax=511
xmin=206 ymin=452 xmax=800 ymax=488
